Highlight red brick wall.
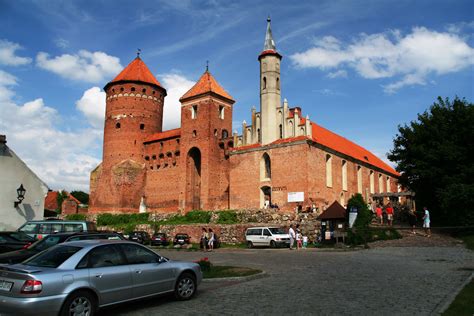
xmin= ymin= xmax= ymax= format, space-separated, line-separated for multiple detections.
xmin=61 ymin=199 xmax=78 ymax=215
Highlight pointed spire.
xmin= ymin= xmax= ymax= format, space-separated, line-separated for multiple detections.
xmin=106 ymin=56 xmax=164 ymax=90
xmin=263 ymin=16 xmax=276 ymax=51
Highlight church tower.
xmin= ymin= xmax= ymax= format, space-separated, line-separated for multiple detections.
xmin=89 ymin=56 xmax=167 ymax=213
xmin=259 ymin=17 xmax=282 ymax=145
xmin=178 ymin=68 xmax=235 ymax=211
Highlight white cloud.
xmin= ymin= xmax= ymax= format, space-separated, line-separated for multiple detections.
xmin=76 ymin=87 xmax=106 ymax=129
xmin=54 ymin=38 xmax=70 ymax=49
xmin=327 ymin=69 xmax=347 ymax=79
xmin=0 ymin=70 xmax=18 ymax=102
xmin=160 ymin=73 xmax=195 ymax=130
xmin=36 ymin=50 xmax=122 ymax=83
xmin=0 ymin=79 xmax=103 ymax=192
xmin=0 ymin=39 xmax=32 ymax=66
xmin=290 ymin=27 xmax=474 ymax=92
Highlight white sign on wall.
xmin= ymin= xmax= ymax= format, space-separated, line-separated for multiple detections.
xmin=287 ymin=192 xmax=304 ymax=202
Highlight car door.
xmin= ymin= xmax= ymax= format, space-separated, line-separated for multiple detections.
xmin=263 ymin=229 xmax=272 ymax=246
xmin=82 ymin=245 xmax=133 ymax=305
xmin=120 ymin=243 xmax=176 ymax=298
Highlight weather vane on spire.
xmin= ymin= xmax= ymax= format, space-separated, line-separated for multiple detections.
xmin=206 ymin=60 xmax=209 ymax=72
xmin=137 ymin=48 xmax=141 ymax=58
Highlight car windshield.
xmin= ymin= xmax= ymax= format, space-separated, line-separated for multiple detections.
xmin=23 ymin=245 xmax=81 ymax=268
xmin=269 ymin=228 xmax=287 ymax=234
xmin=28 ymin=235 xmax=63 ymax=252
xmin=176 ymin=235 xmax=188 ymax=239
xmin=9 ymin=232 xmax=34 ymax=241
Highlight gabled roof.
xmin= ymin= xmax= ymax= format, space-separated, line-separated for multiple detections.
xmin=179 ymin=71 xmax=234 ymax=102
xmin=317 ymin=201 xmax=346 ymax=220
xmin=144 ymin=128 xmax=181 ymax=143
xmin=44 ymin=191 xmax=59 ymax=211
xmin=311 ymin=122 xmax=399 ymax=176
xmin=107 ymin=57 xmax=163 ymax=89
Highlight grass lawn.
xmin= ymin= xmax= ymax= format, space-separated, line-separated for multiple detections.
xmin=203 ymin=266 xmax=262 ymax=279
xmin=442 ymin=280 xmax=474 ymax=316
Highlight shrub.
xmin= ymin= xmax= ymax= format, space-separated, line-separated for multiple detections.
xmin=162 ymin=211 xmax=211 ymax=225
xmin=217 ymin=210 xmax=238 ymax=224
xmin=96 ymin=213 xmax=150 ymax=226
xmin=65 ymin=214 xmax=87 ymax=221
xmin=346 ymin=193 xmax=372 ymax=245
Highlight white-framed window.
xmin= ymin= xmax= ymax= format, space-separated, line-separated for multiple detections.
xmin=357 ymin=166 xmax=362 ymax=193
xmin=191 ymin=105 xmax=197 ymax=119
xmin=219 ymin=105 xmax=224 ymax=119
xmin=326 ymin=154 xmax=333 ymax=187
xmin=342 ymin=160 xmax=348 ymax=191
xmin=378 ymin=174 xmax=383 ymax=193
xmin=370 ymin=170 xmax=375 ymax=194
xmin=386 ymin=176 xmax=391 ymax=193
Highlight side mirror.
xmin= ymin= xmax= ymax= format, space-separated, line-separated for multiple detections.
xmin=157 ymin=256 xmax=168 ymax=264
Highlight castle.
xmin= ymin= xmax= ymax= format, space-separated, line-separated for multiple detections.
xmin=89 ymin=19 xmax=399 ymax=214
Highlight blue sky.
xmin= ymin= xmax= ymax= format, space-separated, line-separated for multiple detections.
xmin=0 ymin=0 xmax=473 ymax=192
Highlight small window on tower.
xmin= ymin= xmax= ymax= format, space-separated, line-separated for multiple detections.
xmin=140 ymin=123 xmax=145 ymax=130
xmin=222 ymin=129 xmax=229 ymax=139
xmin=152 ymin=90 xmax=156 ymax=95
xmin=277 ymin=77 xmax=280 ymax=90
xmin=279 ymin=124 xmax=283 ymax=138
xmin=214 ymin=129 xmax=218 ymax=137
xmin=193 ymin=130 xmax=197 ymax=137
xmin=115 ymin=122 xmax=121 ymax=129
xmin=191 ymin=105 xmax=197 ymax=119
xmin=120 ymin=87 xmax=124 ymax=92
xmin=219 ymin=105 xmax=224 ymax=119
xmin=142 ymin=88 xmax=146 ymax=93
xmin=131 ymin=87 xmax=136 ymax=92
xmin=263 ymin=77 xmax=267 ymax=90
xmin=176 ymin=139 xmax=180 ymax=144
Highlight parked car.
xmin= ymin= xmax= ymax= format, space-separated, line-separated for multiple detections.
xmin=0 ymin=240 xmax=202 ymax=316
xmin=173 ymin=233 xmax=191 ymax=245
xmin=128 ymin=231 xmax=151 ymax=244
xmin=245 ymin=227 xmax=290 ymax=248
xmin=17 ymin=220 xmax=97 ymax=239
xmin=151 ymin=233 xmax=169 ymax=246
xmin=0 ymin=232 xmax=124 ymax=264
xmin=0 ymin=232 xmax=35 ymax=254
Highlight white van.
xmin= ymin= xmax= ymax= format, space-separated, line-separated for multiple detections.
xmin=245 ymin=227 xmax=290 ymax=248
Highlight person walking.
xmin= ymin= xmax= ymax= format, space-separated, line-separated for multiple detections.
xmin=200 ymin=228 xmax=208 ymax=251
xmin=423 ymin=207 xmax=431 ymax=237
xmin=208 ymin=228 xmax=215 ymax=251
xmin=288 ymin=224 xmax=295 ymax=250
xmin=296 ymin=224 xmax=302 ymax=250
xmin=386 ymin=203 xmax=394 ymax=226
xmin=408 ymin=209 xmax=417 ymax=235
xmin=376 ymin=204 xmax=383 ymax=225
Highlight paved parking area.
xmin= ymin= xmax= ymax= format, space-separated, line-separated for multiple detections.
xmin=101 ymin=245 xmax=473 ymax=316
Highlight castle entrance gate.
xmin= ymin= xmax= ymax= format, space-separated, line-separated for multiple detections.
xmin=186 ymin=147 xmax=201 ymax=210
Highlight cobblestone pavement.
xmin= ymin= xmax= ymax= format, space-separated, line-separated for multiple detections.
xmin=101 ymin=245 xmax=474 ymax=316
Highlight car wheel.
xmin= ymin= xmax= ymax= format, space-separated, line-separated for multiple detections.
xmin=174 ymin=272 xmax=196 ymax=301
xmin=60 ymin=290 xmax=97 ymax=316
xmin=270 ymin=240 xmax=277 ymax=248
xmin=247 ymin=241 xmax=253 ymax=248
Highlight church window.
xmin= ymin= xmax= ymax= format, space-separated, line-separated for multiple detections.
xmin=357 ymin=166 xmax=363 ymax=193
xmin=277 ymin=77 xmax=280 ymax=90
xmin=140 ymin=123 xmax=145 ymax=130
xmin=260 ymin=153 xmax=271 ymax=181
xmin=222 ymin=129 xmax=229 ymax=139
xmin=279 ymin=124 xmax=283 ymax=139
xmin=370 ymin=170 xmax=375 ymax=194
xmin=193 ymin=130 xmax=197 ymax=137
xmin=191 ymin=105 xmax=197 ymax=119
xmin=378 ymin=174 xmax=384 ymax=193
xmin=342 ymin=160 xmax=347 ymax=191
xmin=219 ymin=105 xmax=225 ymax=119
xmin=386 ymin=176 xmax=391 ymax=193
xmin=263 ymin=77 xmax=267 ymax=90
xmin=115 ymin=122 xmax=121 ymax=129
xmin=326 ymin=154 xmax=333 ymax=187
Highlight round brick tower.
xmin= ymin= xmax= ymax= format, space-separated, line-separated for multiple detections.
xmin=102 ymin=57 xmax=167 ymax=167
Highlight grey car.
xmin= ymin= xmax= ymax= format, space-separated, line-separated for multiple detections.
xmin=0 ymin=240 xmax=202 ymax=316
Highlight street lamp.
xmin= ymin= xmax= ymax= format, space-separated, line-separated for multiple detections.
xmin=14 ymin=184 xmax=26 ymax=207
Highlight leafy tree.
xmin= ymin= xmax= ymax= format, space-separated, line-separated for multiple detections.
xmin=388 ymin=97 xmax=473 ymax=226
xmin=70 ymin=191 xmax=89 ymax=205
xmin=56 ymin=190 xmax=68 ymax=213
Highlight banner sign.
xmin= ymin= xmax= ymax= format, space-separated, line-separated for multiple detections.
xmin=287 ymin=192 xmax=304 ymax=202
xmin=348 ymin=207 xmax=358 ymax=228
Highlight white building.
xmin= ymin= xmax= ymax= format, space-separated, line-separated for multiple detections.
xmin=0 ymin=135 xmax=49 ymax=231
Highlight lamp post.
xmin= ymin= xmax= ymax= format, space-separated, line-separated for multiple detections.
xmin=14 ymin=184 xmax=26 ymax=207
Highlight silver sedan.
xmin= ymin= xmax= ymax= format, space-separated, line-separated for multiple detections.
xmin=0 ymin=239 xmax=202 ymax=316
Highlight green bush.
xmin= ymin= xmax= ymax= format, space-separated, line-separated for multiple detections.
xmin=217 ymin=210 xmax=239 ymax=224
xmin=65 ymin=214 xmax=87 ymax=220
xmin=162 ymin=211 xmax=211 ymax=225
xmin=346 ymin=193 xmax=372 ymax=245
xmin=96 ymin=213 xmax=150 ymax=226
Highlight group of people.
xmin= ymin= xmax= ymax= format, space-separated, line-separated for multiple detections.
xmin=408 ymin=206 xmax=431 ymax=237
xmin=373 ymin=202 xmax=395 ymax=226
xmin=288 ymin=224 xmax=308 ymax=250
xmin=200 ymin=228 xmax=216 ymax=251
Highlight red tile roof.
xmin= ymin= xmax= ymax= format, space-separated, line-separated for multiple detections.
xmin=311 ymin=122 xmax=399 ymax=176
xmin=180 ymin=71 xmax=234 ymax=102
xmin=66 ymin=193 xmax=82 ymax=205
xmin=44 ymin=191 xmax=59 ymax=210
xmin=144 ymin=128 xmax=181 ymax=143
xmin=109 ymin=57 xmax=163 ymax=88
xmin=317 ymin=201 xmax=346 ymax=220
xmin=259 ymin=49 xmax=282 ymax=59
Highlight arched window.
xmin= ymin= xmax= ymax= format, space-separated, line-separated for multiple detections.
xmin=260 ymin=153 xmax=271 ymax=181
xmin=219 ymin=105 xmax=224 ymax=119
xmin=342 ymin=160 xmax=347 ymax=191
xmin=191 ymin=105 xmax=197 ymax=119
xmin=357 ymin=166 xmax=362 ymax=193
xmin=115 ymin=122 xmax=121 ymax=129
xmin=222 ymin=129 xmax=229 ymax=139
xmin=263 ymin=77 xmax=267 ymax=90
xmin=386 ymin=176 xmax=391 ymax=193
xmin=276 ymin=77 xmax=280 ymax=90
xmin=326 ymin=154 xmax=332 ymax=187
xmin=378 ymin=174 xmax=384 ymax=193
xmin=370 ymin=170 xmax=375 ymax=194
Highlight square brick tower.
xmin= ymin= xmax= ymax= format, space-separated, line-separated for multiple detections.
xmin=178 ymin=69 xmax=235 ymax=211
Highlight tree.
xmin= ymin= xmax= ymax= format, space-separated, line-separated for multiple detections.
xmin=56 ymin=190 xmax=69 ymax=213
xmin=388 ymin=97 xmax=473 ymax=226
xmin=70 ymin=191 xmax=89 ymax=205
